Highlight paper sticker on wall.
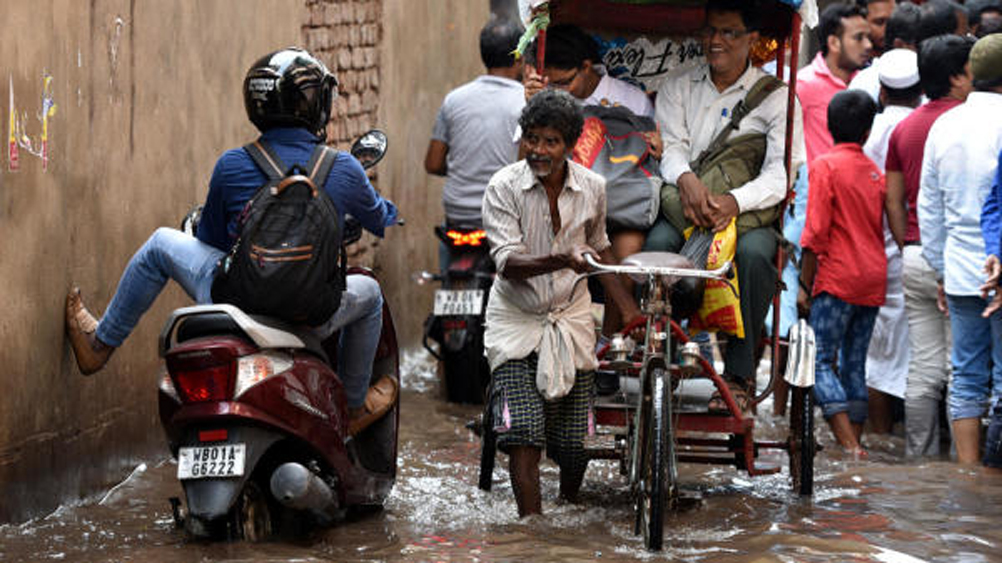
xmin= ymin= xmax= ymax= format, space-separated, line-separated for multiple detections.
xmin=8 ymin=77 xmax=19 ymax=172
xmin=7 ymin=72 xmax=58 ymax=171
xmin=40 ymin=74 xmax=56 ymax=170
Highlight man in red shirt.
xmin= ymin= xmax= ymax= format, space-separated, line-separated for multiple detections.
xmin=884 ymin=34 xmax=974 ymax=459
xmin=799 ymin=90 xmax=886 ymax=458
xmin=797 ymin=3 xmax=872 ymax=163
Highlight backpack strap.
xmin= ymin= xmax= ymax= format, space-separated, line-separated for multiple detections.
xmin=244 ymin=140 xmax=286 ymax=182
xmin=692 ymin=75 xmax=784 ymax=173
xmin=305 ymin=143 xmax=338 ymax=189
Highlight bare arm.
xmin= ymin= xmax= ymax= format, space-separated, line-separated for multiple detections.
xmin=501 ymin=251 xmax=572 ymax=281
xmin=595 ymin=246 xmax=642 ymax=326
xmin=886 ymin=170 xmax=907 ymax=249
xmin=424 ymin=139 xmax=448 ymax=176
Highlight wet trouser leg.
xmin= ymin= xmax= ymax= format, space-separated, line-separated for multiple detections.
xmin=313 ymin=274 xmax=384 ymax=409
xmin=902 ymin=246 xmax=953 ymax=458
xmin=810 ymin=293 xmax=878 ymax=423
xmin=723 ymin=227 xmax=777 ymax=383
xmin=96 ymin=227 xmax=223 ymax=347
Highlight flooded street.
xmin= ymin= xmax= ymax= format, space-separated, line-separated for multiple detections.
xmin=2 ymin=351 xmax=1001 ymax=563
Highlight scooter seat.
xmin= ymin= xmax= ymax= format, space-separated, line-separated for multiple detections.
xmin=176 ymin=312 xmax=329 ymax=364
xmin=177 ymin=312 xmax=243 ymax=342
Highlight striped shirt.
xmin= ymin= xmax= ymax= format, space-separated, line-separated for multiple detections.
xmin=481 ymin=159 xmax=610 ymax=397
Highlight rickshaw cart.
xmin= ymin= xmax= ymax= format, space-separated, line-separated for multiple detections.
xmin=478 ymin=0 xmax=819 ymax=552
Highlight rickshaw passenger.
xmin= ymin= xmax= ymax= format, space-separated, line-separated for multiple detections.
xmin=523 ymin=24 xmax=654 ymax=118
xmin=645 ymin=0 xmax=805 ymax=412
xmin=482 ymin=89 xmax=640 ymax=517
xmin=523 ymin=24 xmax=659 ymax=341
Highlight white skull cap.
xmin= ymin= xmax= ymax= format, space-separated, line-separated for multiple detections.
xmin=877 ymin=49 xmax=920 ymax=89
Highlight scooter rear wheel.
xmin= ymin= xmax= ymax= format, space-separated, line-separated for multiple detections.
xmin=230 ymin=480 xmax=273 ymax=541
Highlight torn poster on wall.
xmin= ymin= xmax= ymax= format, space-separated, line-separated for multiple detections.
xmin=595 ymin=35 xmax=703 ymax=93
xmin=7 ymin=72 xmax=58 ymax=172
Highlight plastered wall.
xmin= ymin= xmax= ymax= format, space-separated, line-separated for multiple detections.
xmin=375 ymin=0 xmax=490 ymax=347
xmin=0 ymin=0 xmax=493 ymax=524
xmin=0 ymin=0 xmax=306 ymax=523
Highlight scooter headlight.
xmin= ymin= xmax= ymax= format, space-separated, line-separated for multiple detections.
xmin=234 ymin=351 xmax=294 ymax=399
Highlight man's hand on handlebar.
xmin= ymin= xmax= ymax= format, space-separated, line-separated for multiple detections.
xmin=566 ymin=244 xmax=598 ymax=274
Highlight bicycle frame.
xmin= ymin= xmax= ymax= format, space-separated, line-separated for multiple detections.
xmin=580 ymin=253 xmax=734 ymax=485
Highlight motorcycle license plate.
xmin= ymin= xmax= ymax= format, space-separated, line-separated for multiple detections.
xmin=434 ymin=289 xmax=484 ymax=316
xmin=177 ymin=444 xmax=246 ymax=480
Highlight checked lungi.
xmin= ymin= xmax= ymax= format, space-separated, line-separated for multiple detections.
xmin=491 ymin=353 xmax=594 ymax=474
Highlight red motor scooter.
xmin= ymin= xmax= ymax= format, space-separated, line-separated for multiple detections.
xmin=158 ymin=130 xmax=400 ymax=540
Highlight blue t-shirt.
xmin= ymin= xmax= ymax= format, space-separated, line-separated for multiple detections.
xmin=197 ymin=127 xmax=398 ymax=252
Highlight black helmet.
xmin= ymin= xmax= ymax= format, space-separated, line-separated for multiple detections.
xmin=243 ymin=47 xmax=338 ymax=139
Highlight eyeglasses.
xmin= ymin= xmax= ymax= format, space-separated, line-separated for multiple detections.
xmin=548 ymin=68 xmax=580 ymax=89
xmin=699 ymin=26 xmax=749 ymax=41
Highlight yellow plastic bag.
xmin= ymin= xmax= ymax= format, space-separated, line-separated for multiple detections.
xmin=687 ymin=219 xmax=744 ymax=338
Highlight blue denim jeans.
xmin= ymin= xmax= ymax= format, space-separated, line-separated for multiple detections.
xmin=809 ymin=292 xmax=878 ymax=421
xmin=95 ymin=227 xmax=382 ymax=408
xmin=945 ymin=295 xmax=1002 ymax=421
xmin=986 ymin=401 xmax=1002 ymax=468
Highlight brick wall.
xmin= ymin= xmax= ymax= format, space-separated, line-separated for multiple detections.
xmin=303 ymin=0 xmax=384 ymax=265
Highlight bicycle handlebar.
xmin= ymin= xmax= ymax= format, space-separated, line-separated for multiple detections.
xmin=583 ymin=253 xmax=732 ymax=282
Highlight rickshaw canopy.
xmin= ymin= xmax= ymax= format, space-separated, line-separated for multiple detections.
xmin=519 ymin=0 xmax=819 ymax=37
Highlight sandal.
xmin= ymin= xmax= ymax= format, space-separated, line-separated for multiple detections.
xmin=707 ymin=379 xmax=751 ymax=415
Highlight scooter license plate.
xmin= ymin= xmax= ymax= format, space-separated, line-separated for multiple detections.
xmin=177 ymin=444 xmax=246 ymax=480
xmin=433 ymin=289 xmax=484 ymax=316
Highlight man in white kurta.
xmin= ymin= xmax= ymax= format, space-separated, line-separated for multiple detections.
xmin=862 ymin=49 xmax=921 ymax=432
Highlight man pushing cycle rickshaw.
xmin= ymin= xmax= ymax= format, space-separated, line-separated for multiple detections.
xmin=476 ymin=0 xmax=818 ymax=551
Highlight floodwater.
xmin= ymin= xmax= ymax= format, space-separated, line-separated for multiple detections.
xmin=2 ymin=351 xmax=1001 ymax=563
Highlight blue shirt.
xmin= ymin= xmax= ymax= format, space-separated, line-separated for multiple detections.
xmin=197 ymin=127 xmax=398 ymax=252
xmin=981 ymin=150 xmax=1002 ymax=260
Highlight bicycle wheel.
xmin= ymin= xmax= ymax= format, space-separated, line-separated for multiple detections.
xmin=478 ymin=382 xmax=498 ymax=491
xmin=789 ymin=386 xmax=815 ymax=496
xmin=635 ymin=366 xmax=677 ymax=551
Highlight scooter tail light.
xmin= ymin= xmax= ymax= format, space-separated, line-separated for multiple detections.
xmin=167 ymin=349 xmax=237 ymax=403
xmin=234 ymin=351 xmax=294 ymax=399
xmin=159 ymin=369 xmax=181 ymax=403
xmin=446 ymin=229 xmax=487 ymax=247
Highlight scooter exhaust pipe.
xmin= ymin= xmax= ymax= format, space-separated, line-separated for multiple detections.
xmin=270 ymin=462 xmax=339 ymax=522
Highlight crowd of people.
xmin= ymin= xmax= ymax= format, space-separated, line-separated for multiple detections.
xmin=426 ymin=0 xmax=1002 ymax=516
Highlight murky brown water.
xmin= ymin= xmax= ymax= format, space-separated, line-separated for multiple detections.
xmin=3 ymin=351 xmax=1001 ymax=562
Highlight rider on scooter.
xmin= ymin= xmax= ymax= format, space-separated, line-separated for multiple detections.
xmin=65 ymin=47 xmax=399 ymax=430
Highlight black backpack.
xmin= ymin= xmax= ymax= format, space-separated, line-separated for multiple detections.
xmin=210 ymin=140 xmax=345 ymax=326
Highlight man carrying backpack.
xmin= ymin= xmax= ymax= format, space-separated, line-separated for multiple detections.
xmin=64 ymin=48 xmax=399 ymax=428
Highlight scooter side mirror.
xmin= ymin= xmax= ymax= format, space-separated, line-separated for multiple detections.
xmin=180 ymin=204 xmax=203 ymax=238
xmin=350 ymin=129 xmax=388 ymax=170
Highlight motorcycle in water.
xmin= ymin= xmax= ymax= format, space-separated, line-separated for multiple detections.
xmin=160 ymin=130 xmax=400 ymax=540
xmin=416 ymin=225 xmax=494 ymax=404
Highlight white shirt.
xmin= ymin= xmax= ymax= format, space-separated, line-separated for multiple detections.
xmin=481 ymin=160 xmax=610 ymax=399
xmin=863 ymin=104 xmax=914 ymax=172
xmin=584 ymin=73 xmax=655 ymax=118
xmin=918 ymin=92 xmax=1002 ymax=296
xmin=656 ymin=63 xmax=805 ymax=213
xmin=848 ymin=61 xmax=881 ymax=103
